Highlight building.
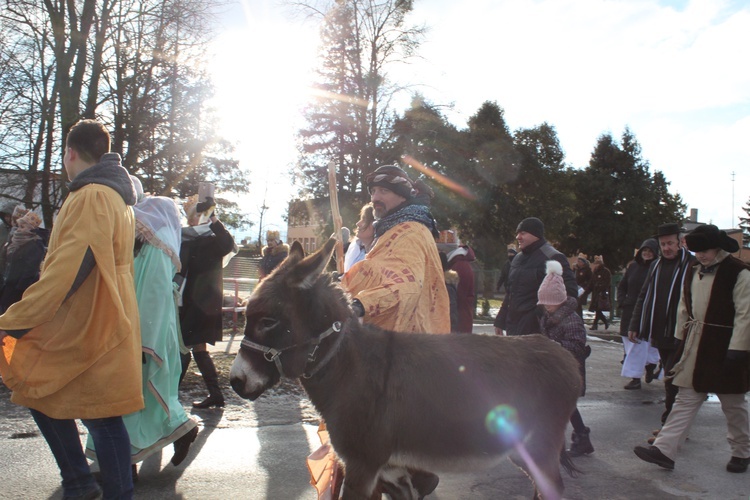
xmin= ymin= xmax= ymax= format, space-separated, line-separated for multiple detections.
xmin=287 ymin=198 xmax=329 ymax=254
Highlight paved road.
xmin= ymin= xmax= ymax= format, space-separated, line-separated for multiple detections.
xmin=2 ymin=326 xmax=749 ymax=499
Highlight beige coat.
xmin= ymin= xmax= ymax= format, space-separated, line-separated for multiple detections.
xmin=0 ymin=184 xmax=143 ymax=419
xmin=671 ymin=250 xmax=750 ymax=389
xmin=342 ymin=221 xmax=449 ymax=334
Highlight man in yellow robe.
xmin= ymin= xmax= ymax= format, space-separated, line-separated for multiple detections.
xmin=342 ymin=165 xmax=449 ymax=334
xmin=314 ymin=165 xmax=448 ymax=498
xmin=0 ymin=119 xmax=142 ymax=499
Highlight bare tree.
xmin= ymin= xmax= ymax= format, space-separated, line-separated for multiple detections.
xmin=294 ymin=0 xmax=426 ymax=211
xmin=0 ymin=0 xmax=250 ymax=229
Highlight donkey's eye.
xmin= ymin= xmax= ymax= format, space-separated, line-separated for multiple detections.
xmin=256 ymin=317 xmax=280 ymax=334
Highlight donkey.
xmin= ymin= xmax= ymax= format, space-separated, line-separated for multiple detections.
xmin=230 ymin=239 xmax=582 ymax=500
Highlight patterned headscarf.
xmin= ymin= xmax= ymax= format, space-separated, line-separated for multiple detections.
xmin=7 ymin=211 xmax=42 ymax=253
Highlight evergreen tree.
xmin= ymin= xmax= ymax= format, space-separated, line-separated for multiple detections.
xmin=571 ymin=128 xmax=685 ymax=270
xmin=740 ymin=196 xmax=750 ymax=246
xmin=294 ymin=0 xmax=426 ymax=223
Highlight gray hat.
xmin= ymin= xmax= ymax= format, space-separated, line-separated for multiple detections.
xmin=0 ymin=202 xmax=16 ymax=216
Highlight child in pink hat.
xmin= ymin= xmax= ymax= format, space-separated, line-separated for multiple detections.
xmin=538 ymin=260 xmax=594 ymax=457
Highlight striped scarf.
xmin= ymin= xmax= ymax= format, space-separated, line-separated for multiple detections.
xmin=636 ymin=247 xmax=693 ymax=342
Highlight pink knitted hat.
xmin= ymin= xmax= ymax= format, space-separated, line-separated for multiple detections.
xmin=537 ymin=260 xmax=567 ymax=306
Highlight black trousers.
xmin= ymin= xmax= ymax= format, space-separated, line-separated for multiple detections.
xmin=658 ymin=346 xmax=679 ymax=424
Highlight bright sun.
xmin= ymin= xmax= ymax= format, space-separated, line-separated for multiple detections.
xmin=208 ymin=6 xmax=320 ymax=239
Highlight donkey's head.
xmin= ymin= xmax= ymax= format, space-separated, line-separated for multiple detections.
xmin=230 ymin=238 xmax=352 ymax=400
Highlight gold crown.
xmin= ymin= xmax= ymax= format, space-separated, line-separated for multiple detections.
xmin=183 ymin=194 xmax=199 ymax=218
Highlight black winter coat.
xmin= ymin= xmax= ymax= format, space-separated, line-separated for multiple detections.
xmin=494 ymin=238 xmax=577 ymax=335
xmin=178 ymin=220 xmax=236 ymax=346
xmin=0 ymin=229 xmax=49 ymax=313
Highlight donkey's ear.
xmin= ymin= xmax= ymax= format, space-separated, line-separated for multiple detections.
xmin=287 ymin=240 xmax=305 ymax=264
xmin=286 ymin=238 xmax=337 ymax=289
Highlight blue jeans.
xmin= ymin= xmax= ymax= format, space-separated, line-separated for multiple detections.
xmin=30 ymin=409 xmax=133 ymax=499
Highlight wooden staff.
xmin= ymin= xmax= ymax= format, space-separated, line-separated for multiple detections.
xmin=327 ymin=160 xmax=345 ymax=274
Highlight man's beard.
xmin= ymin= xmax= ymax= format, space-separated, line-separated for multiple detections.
xmin=373 ymin=203 xmax=386 ymax=219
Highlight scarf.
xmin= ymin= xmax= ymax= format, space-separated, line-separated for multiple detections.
xmin=68 ymin=153 xmax=137 ymax=206
xmin=373 ymin=203 xmax=438 ymax=239
xmin=636 ymin=247 xmax=693 ymax=342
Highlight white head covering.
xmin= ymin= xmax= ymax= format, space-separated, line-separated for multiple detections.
xmin=130 ymin=175 xmax=145 ymax=202
xmin=133 ymin=195 xmax=183 ymax=272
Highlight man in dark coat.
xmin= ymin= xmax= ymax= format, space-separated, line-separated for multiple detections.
xmin=493 ymin=217 xmax=577 ymax=336
xmin=634 ymin=224 xmax=750 ymax=473
xmin=496 ymin=247 xmax=517 ymax=293
xmin=178 ymin=198 xmax=237 ymax=408
xmin=628 ymin=223 xmax=695 ymax=426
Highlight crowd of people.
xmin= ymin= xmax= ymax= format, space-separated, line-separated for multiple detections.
xmin=0 ymin=129 xmax=748 ymax=499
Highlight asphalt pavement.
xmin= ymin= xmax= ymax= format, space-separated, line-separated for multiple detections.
xmin=2 ymin=325 xmax=749 ymax=499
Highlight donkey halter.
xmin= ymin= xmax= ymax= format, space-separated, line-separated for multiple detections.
xmin=239 ymin=320 xmax=346 ymax=379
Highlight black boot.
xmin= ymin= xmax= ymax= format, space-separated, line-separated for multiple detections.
xmin=569 ymin=426 xmax=594 ymax=457
xmin=179 ymin=351 xmax=192 ymax=385
xmin=171 ymin=425 xmax=199 ymax=466
xmin=192 ymin=351 xmax=225 ymax=408
xmin=645 ymin=363 xmax=657 ymax=383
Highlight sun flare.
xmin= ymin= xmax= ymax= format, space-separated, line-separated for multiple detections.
xmin=208 ymin=9 xmax=320 ymax=238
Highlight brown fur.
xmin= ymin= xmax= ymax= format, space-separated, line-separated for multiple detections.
xmin=230 ymin=239 xmax=582 ymax=500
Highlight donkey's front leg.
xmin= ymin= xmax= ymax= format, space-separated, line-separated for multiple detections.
xmin=341 ymin=460 xmax=382 ymax=500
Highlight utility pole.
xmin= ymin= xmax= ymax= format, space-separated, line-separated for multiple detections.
xmin=256 ymin=185 xmax=269 ymax=252
xmin=731 ymin=171 xmax=736 ymax=228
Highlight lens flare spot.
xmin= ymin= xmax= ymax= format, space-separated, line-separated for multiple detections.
xmin=459 ymin=365 xmax=465 ymax=372
xmin=485 ymin=405 xmax=521 ymax=444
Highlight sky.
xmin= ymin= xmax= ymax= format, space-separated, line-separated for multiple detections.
xmin=209 ymin=0 xmax=750 ymax=242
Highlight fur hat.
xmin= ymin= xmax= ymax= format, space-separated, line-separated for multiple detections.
xmin=266 ymin=229 xmax=281 ymax=243
xmin=537 ymin=260 xmax=567 ymax=306
xmin=685 ymin=224 xmax=739 ymax=253
xmin=516 ymin=217 xmax=544 ymax=239
xmin=365 ymin=165 xmax=415 ymax=199
xmin=656 ymin=222 xmax=682 ymax=237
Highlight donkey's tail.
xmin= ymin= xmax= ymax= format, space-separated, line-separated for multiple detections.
xmin=559 ymin=449 xmax=582 ymax=478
